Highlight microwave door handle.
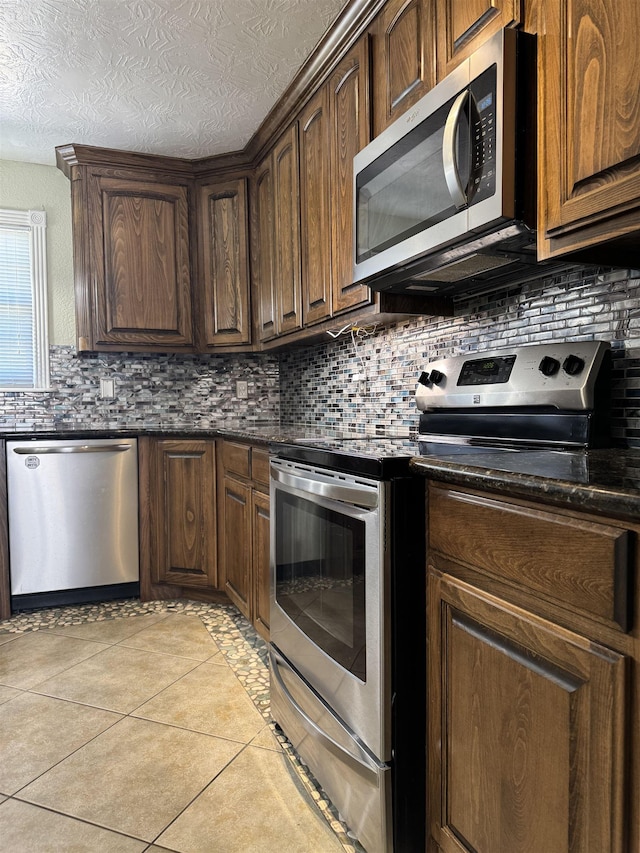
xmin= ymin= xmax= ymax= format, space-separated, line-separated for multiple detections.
xmin=443 ymin=89 xmax=470 ymax=210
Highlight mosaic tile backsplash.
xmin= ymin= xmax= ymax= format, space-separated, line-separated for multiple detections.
xmin=281 ymin=266 xmax=640 ymax=448
xmin=1 ymin=266 xmax=639 ymax=447
xmin=0 ymin=347 xmax=280 ymax=431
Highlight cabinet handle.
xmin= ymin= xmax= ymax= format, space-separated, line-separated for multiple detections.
xmin=270 ymin=649 xmax=380 ymax=782
xmin=13 ymin=444 xmax=133 ymax=454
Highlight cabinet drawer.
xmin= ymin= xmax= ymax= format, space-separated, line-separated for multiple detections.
xmin=221 ymin=441 xmax=251 ymax=479
xmin=251 ymin=449 xmax=270 ymax=488
xmin=428 ymin=486 xmax=632 ymax=631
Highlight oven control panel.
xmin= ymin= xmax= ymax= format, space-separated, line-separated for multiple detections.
xmin=416 ymin=340 xmax=609 ymax=411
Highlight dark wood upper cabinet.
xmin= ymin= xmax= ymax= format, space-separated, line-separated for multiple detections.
xmin=370 ymin=0 xmax=437 ymax=137
xmin=197 ymin=178 xmax=251 ymax=349
xmin=251 ymin=156 xmax=277 ymax=343
xmin=273 ymin=125 xmax=303 ymax=336
xmin=538 ymin=0 xmax=640 ymax=260
xmin=435 ymin=0 xmax=522 ymax=78
xmin=87 ymin=172 xmax=194 ymax=352
xmin=329 ymin=36 xmax=374 ymax=316
xmin=299 ymin=88 xmax=333 ymax=326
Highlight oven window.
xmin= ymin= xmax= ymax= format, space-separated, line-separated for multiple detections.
xmin=275 ymin=490 xmax=366 ymax=682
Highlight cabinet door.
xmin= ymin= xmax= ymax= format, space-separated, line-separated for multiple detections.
xmin=273 ymin=125 xmax=303 ymax=336
xmin=252 ymin=488 xmax=271 ymax=641
xmin=252 ymin=157 xmax=277 ymax=342
xmin=435 ymin=0 xmax=521 ymax=78
xmin=370 ymin=0 xmax=436 ymax=136
xmin=299 ymin=88 xmax=332 ymax=326
xmin=88 ymin=174 xmax=194 ymax=350
xmin=153 ymin=441 xmax=217 ymax=588
xmin=329 ymin=36 xmax=373 ymax=315
xmin=539 ymin=0 xmax=640 ymax=259
xmin=221 ymin=475 xmax=252 ymax=619
xmin=198 ymin=178 xmax=251 ymax=349
xmin=428 ymin=569 xmax=627 ymax=853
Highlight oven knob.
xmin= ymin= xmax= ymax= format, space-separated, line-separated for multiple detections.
xmin=538 ymin=356 xmax=560 ymax=377
xmin=418 ymin=371 xmax=431 ymax=386
xmin=562 ymin=354 xmax=585 ymax=376
xmin=429 ymin=369 xmax=445 ymax=386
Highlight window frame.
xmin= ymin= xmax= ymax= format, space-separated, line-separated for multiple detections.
xmin=0 ymin=208 xmax=50 ymax=390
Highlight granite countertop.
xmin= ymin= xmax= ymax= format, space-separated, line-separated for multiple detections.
xmin=3 ymin=422 xmax=638 ymax=521
xmin=411 ymin=447 xmax=640 ymax=522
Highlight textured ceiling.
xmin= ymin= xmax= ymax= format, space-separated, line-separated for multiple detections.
xmin=0 ymin=0 xmax=348 ymax=166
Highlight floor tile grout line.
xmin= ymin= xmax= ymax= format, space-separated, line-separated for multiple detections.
xmin=147 ymin=740 xmax=255 ymax=849
xmin=6 ymin=792 xmax=153 ymax=846
xmin=1 ymin=598 xmax=364 ymax=852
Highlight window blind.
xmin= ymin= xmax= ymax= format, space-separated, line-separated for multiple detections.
xmin=0 ymin=226 xmax=34 ymax=386
xmin=0 ymin=209 xmax=49 ymax=389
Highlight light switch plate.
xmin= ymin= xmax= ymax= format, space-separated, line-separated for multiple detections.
xmin=99 ymin=378 xmax=115 ymax=399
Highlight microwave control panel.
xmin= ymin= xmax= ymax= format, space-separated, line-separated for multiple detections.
xmin=468 ymin=64 xmax=497 ymax=207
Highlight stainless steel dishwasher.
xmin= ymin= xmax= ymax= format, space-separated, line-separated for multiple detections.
xmin=6 ymin=437 xmax=139 ymax=610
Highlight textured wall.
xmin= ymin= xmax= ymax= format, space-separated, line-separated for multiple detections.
xmin=280 ymin=267 xmax=640 ymax=448
xmin=0 ymin=346 xmax=280 ymax=431
xmin=0 ymin=159 xmax=75 ymax=345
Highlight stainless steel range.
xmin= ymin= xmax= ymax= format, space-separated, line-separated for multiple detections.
xmin=416 ymin=340 xmax=611 ymax=451
xmin=269 ymin=340 xmax=612 ymax=853
xmin=269 ymin=443 xmax=425 ymax=853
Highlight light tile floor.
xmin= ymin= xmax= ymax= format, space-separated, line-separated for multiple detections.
xmin=0 ymin=599 xmax=364 ymax=852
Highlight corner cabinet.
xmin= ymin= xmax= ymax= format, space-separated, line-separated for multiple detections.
xmin=197 ymin=178 xmax=252 ymax=350
xmin=138 ymin=438 xmax=221 ymax=601
xmin=537 ymin=0 xmax=640 ymax=261
xmin=217 ymin=441 xmax=270 ymax=640
xmin=57 ymin=145 xmax=254 ymax=353
xmin=75 ymin=168 xmax=194 ymax=352
xmin=426 ymin=482 xmax=640 ymax=853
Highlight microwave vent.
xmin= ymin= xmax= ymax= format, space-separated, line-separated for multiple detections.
xmin=412 ymin=253 xmax=515 ymax=283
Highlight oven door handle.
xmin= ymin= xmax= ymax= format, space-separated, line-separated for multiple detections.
xmin=270 ymin=466 xmax=378 ymax=509
xmin=270 ymin=649 xmax=381 ymax=783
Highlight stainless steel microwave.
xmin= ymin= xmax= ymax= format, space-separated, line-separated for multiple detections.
xmin=353 ymin=29 xmax=540 ymax=296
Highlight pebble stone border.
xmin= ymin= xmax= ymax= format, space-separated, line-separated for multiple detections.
xmin=0 ymin=597 xmax=365 ymax=853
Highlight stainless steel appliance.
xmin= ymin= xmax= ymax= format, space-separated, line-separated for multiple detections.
xmin=7 ymin=437 xmax=140 ymax=610
xmin=353 ymin=28 xmax=541 ymax=296
xmin=269 ymin=448 xmax=425 ymax=853
xmin=416 ymin=340 xmax=611 ymax=451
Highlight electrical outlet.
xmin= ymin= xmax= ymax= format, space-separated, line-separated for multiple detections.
xmin=99 ymin=378 xmax=115 ymax=399
xmin=236 ymin=380 xmax=248 ymax=399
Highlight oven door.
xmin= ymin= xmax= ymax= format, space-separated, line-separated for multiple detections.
xmin=270 ymin=458 xmax=390 ymax=760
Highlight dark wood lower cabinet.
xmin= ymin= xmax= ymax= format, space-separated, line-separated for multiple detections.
xmin=428 ymin=569 xmax=627 ymax=853
xmin=251 ymin=488 xmax=271 ymax=639
xmin=139 ymin=437 xmax=269 ymax=632
xmin=139 ymin=437 xmax=223 ymax=602
xmin=221 ymin=475 xmax=251 ymax=616
xmin=218 ymin=441 xmax=270 ymax=640
xmin=427 ymin=482 xmax=640 ymax=853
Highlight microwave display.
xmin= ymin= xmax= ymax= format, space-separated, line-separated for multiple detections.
xmin=355 ymin=65 xmax=498 ymax=264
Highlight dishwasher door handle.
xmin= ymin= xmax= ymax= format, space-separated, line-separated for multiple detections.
xmin=12 ymin=444 xmax=133 ymax=455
